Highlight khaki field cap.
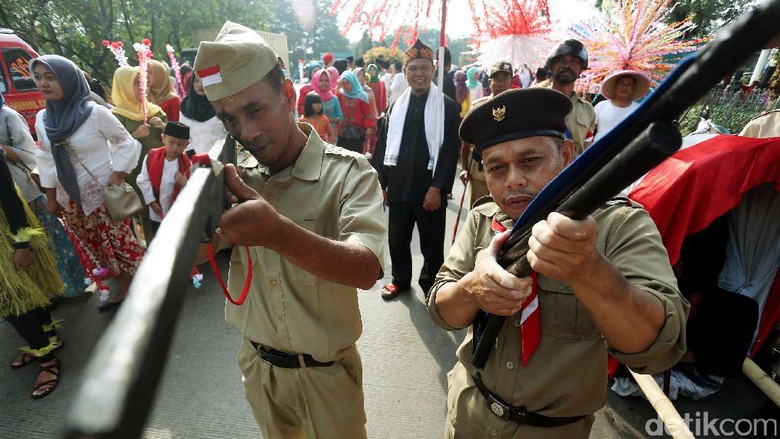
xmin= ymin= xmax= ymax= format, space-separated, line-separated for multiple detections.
xmin=194 ymin=21 xmax=279 ymax=102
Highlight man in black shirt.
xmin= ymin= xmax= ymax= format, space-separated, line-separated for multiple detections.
xmin=373 ymin=39 xmax=461 ymax=300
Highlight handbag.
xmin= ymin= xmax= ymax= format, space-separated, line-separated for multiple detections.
xmin=101 ymin=181 xmax=144 ymax=221
xmin=63 ymin=141 xmax=143 ymax=221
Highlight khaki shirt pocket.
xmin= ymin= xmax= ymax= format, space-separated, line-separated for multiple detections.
xmin=538 ymin=276 xmax=601 ymax=340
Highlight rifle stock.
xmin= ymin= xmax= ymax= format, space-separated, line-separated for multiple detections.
xmin=471 ymin=0 xmax=780 ymax=368
xmin=63 ymin=136 xmax=236 ymax=438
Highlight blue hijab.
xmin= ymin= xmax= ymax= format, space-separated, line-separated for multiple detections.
xmin=29 ymin=55 xmax=95 ymax=206
xmin=339 ymin=71 xmax=368 ymax=103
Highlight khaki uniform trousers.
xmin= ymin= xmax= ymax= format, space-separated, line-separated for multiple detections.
xmin=237 ymin=339 xmax=367 ymax=439
xmin=444 ymin=362 xmax=594 ymax=439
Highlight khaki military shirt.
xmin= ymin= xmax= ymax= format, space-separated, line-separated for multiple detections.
xmin=427 ymin=199 xmax=688 ymax=421
xmin=538 ymin=83 xmax=595 ymax=155
xmin=739 ymin=110 xmax=780 ymax=138
xmin=226 ymin=123 xmax=386 ymax=362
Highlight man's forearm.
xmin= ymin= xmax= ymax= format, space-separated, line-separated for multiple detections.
xmin=569 ymin=254 xmax=666 ymax=354
xmin=264 ymin=216 xmax=381 ymax=290
xmin=433 ymin=276 xmax=480 ymax=329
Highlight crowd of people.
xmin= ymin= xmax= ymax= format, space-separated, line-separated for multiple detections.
xmin=12 ymin=17 xmax=771 ymax=439
xmin=1 ymin=48 xmax=228 ymax=400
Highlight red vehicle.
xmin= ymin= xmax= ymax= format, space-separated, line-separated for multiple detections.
xmin=0 ymin=28 xmax=44 ymax=135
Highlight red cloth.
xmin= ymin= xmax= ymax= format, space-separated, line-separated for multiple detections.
xmin=491 ymin=217 xmax=541 ymax=366
xmin=296 ymin=84 xmax=314 ymax=116
xmin=159 ymin=95 xmax=182 ymax=122
xmin=145 ymin=147 xmax=192 ymax=203
xmin=629 ymin=134 xmax=780 ymax=266
xmin=628 ymin=133 xmax=780 ymax=364
xmin=368 ymin=81 xmax=387 ymax=114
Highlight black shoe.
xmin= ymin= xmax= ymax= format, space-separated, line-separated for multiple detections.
xmin=97 ymin=299 xmax=123 ymax=313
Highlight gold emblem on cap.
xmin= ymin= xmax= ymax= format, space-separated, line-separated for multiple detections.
xmin=492 ymin=105 xmax=506 ymax=122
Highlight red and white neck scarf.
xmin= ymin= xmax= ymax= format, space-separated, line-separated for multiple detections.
xmin=491 ymin=216 xmax=541 ymax=367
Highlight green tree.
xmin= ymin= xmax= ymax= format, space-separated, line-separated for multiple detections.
xmin=0 ymin=0 xmax=273 ymax=88
xmin=266 ymin=0 xmax=350 ymax=65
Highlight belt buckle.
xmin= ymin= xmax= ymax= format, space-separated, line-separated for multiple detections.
xmin=489 ymin=399 xmax=510 ymax=421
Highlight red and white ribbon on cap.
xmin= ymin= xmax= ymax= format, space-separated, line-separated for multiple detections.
xmin=198 ymin=65 xmax=223 ymax=87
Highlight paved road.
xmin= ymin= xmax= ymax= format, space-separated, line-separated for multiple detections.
xmin=1 ymin=181 xmax=776 ymax=438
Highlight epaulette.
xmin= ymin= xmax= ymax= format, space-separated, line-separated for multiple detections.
xmin=472 ymin=197 xmax=499 ymax=217
xmin=605 ymin=196 xmax=644 ymax=209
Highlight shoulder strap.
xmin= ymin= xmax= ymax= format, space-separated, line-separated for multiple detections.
xmin=61 ymin=141 xmax=101 ymax=186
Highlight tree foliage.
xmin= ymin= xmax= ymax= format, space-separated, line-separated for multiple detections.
xmin=265 ymin=0 xmax=350 ymax=64
xmin=0 ymin=0 xmax=273 ymax=89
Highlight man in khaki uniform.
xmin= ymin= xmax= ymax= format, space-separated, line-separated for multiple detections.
xmin=536 ymin=39 xmax=595 ymax=155
xmin=739 ymin=109 xmax=780 ymax=138
xmin=460 ymin=60 xmax=514 ymax=208
xmin=194 ymin=22 xmax=385 ymax=438
xmin=427 ymin=88 xmax=688 ymax=438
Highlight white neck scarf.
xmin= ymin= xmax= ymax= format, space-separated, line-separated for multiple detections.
xmin=384 ymin=83 xmax=445 ymax=174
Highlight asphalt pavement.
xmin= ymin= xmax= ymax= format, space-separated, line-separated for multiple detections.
xmin=1 ymin=180 xmax=777 ymax=438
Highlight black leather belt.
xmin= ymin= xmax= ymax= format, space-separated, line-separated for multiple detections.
xmin=473 ymin=375 xmax=586 ymax=428
xmin=250 ymin=341 xmax=334 ymax=368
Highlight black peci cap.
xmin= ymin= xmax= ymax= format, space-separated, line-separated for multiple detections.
xmin=459 ymin=88 xmax=572 ymax=153
xmin=163 ymin=121 xmax=190 ymax=140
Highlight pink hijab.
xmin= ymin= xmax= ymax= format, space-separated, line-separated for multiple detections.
xmin=312 ymin=69 xmax=336 ymax=101
xmin=327 ymin=66 xmax=340 ymax=89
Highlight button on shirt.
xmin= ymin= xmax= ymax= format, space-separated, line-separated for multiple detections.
xmin=225 ymin=124 xmax=386 ymax=362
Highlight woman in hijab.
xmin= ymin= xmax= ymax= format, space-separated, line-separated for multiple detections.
xmin=1 ymin=88 xmax=85 ymax=300
xmin=147 ymin=60 xmax=181 ymax=122
xmin=454 ymin=70 xmax=469 ymax=118
xmin=336 ymin=71 xmax=375 ymax=154
xmin=31 ymin=55 xmax=144 ymax=312
xmin=1 ymin=150 xmax=64 ymax=399
xmin=327 ymin=66 xmax=341 ymax=92
xmin=353 ymin=67 xmax=379 ymax=157
xmin=111 ymin=65 xmax=166 ymax=242
xmin=296 ymin=61 xmax=323 ymax=117
xmin=179 ymin=75 xmax=226 ymax=156
xmin=465 ymin=66 xmax=484 ymax=111
xmin=312 ymin=69 xmax=343 ymax=140
xmin=366 ymin=63 xmax=387 ymax=114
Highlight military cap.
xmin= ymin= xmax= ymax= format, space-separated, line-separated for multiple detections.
xmin=460 ymin=88 xmax=572 ymax=153
xmin=489 ymin=60 xmax=513 ymax=78
xmin=404 ymin=39 xmax=434 ymax=65
xmin=193 ymin=21 xmax=279 ymax=102
xmin=163 ymin=121 xmax=190 ymax=139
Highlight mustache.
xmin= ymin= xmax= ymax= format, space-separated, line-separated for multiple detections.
xmin=502 ymin=190 xmax=537 ymax=202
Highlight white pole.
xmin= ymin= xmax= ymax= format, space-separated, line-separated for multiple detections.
xmin=630 ymin=371 xmax=695 ymax=439
xmin=438 ymin=47 xmax=445 ymax=90
xmin=743 ymin=357 xmax=780 ymax=408
xmin=750 ymin=49 xmax=772 ymax=84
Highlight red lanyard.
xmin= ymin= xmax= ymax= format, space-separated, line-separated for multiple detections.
xmin=206 ymin=243 xmax=253 ymax=305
